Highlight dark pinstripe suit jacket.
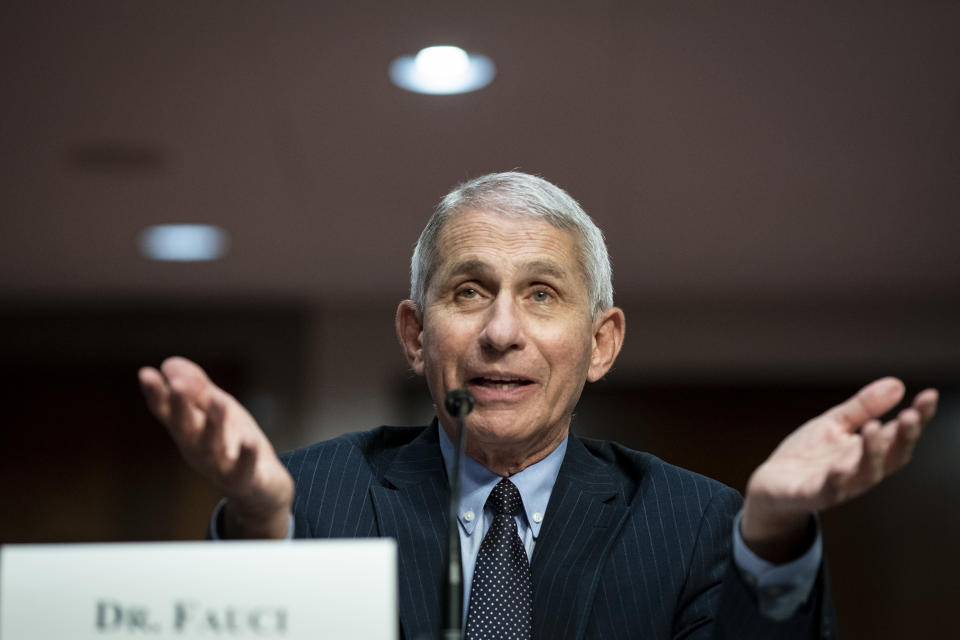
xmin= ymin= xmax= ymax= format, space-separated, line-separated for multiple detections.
xmin=282 ymin=423 xmax=834 ymax=640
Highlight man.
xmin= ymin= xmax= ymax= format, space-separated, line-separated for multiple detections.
xmin=139 ymin=172 xmax=938 ymax=639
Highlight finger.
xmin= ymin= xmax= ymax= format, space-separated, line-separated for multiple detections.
xmin=168 ymin=379 xmax=203 ymax=445
xmin=898 ymin=407 xmax=923 ymax=438
xmin=861 ymin=419 xmax=893 ymax=485
xmin=160 ymin=356 xmax=215 ymax=412
xmin=883 ymin=407 xmax=923 ymax=474
xmin=223 ymin=442 xmax=259 ymax=494
xmin=138 ymin=366 xmax=172 ymax=423
xmin=162 ymin=356 xmax=221 ymax=445
xmin=827 ymin=377 xmax=905 ymax=431
xmin=200 ymin=390 xmax=233 ymax=471
xmin=912 ymin=388 xmax=939 ymax=423
xmin=832 ymin=421 xmax=883 ymax=501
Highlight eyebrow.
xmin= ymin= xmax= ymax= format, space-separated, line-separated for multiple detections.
xmin=522 ymin=260 xmax=568 ymax=280
xmin=445 ymin=258 xmax=569 ymax=281
xmin=446 ymin=258 xmax=492 ymax=279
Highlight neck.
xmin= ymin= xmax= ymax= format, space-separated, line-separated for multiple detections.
xmin=457 ymin=426 xmax=567 ymax=477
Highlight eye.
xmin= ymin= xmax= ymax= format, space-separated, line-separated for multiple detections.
xmin=456 ymin=287 xmax=478 ymax=299
xmin=531 ymin=289 xmax=551 ymax=302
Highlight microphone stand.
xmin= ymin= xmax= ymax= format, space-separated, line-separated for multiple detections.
xmin=441 ymin=389 xmax=474 ymax=640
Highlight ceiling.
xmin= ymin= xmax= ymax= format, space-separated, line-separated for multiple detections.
xmin=2 ymin=1 xmax=958 ymax=307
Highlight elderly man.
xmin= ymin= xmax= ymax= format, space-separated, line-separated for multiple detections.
xmin=139 ymin=172 xmax=937 ymax=640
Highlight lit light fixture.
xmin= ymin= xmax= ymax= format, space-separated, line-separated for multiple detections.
xmin=389 ymin=45 xmax=495 ymax=95
xmin=138 ymin=224 xmax=229 ymax=261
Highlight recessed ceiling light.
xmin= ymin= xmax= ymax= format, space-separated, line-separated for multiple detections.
xmin=138 ymin=224 xmax=229 ymax=261
xmin=389 ymin=45 xmax=495 ymax=95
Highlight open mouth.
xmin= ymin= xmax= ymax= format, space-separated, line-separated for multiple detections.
xmin=468 ymin=376 xmax=534 ymax=391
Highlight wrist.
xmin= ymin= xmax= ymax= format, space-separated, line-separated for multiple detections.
xmin=741 ymin=495 xmax=815 ymax=564
xmin=222 ymin=497 xmax=292 ymax=539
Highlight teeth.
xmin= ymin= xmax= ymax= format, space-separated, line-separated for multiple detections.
xmin=475 ymin=377 xmax=528 ymax=389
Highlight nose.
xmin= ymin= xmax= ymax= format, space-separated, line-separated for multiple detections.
xmin=478 ymin=293 xmax=525 ymax=353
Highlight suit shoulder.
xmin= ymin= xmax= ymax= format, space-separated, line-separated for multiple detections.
xmin=280 ymin=425 xmax=427 ymax=478
xmin=576 ymin=436 xmax=742 ymax=507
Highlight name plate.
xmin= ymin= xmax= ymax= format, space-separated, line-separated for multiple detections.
xmin=0 ymin=539 xmax=397 ymax=639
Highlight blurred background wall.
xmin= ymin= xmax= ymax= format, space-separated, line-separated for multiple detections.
xmin=1 ymin=2 xmax=959 ymax=638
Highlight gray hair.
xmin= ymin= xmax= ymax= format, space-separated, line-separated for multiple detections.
xmin=410 ymin=171 xmax=613 ymax=316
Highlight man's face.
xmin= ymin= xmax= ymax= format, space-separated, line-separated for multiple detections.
xmin=409 ymin=209 xmax=606 ymax=454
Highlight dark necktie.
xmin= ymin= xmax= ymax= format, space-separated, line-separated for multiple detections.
xmin=464 ymin=478 xmax=533 ymax=640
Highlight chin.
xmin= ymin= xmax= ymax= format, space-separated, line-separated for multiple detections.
xmin=466 ymin=414 xmax=540 ymax=446
xmin=467 ymin=418 xmax=521 ymax=440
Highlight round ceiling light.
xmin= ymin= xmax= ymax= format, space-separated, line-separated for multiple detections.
xmin=389 ymin=45 xmax=495 ymax=95
xmin=138 ymin=224 xmax=229 ymax=261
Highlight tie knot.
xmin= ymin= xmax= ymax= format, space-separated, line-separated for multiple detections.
xmin=487 ymin=478 xmax=523 ymax=517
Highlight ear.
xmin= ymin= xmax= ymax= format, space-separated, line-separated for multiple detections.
xmin=587 ymin=307 xmax=626 ymax=382
xmin=396 ymin=299 xmax=426 ymax=375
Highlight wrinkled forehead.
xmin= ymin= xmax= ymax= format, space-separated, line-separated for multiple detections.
xmin=431 ymin=209 xmax=588 ymax=285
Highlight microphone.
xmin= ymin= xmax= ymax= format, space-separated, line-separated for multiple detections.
xmin=441 ymin=388 xmax=474 ymax=640
xmin=445 ymin=389 xmax=475 ymax=417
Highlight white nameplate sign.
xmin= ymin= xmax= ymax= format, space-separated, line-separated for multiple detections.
xmin=0 ymin=539 xmax=397 ymax=640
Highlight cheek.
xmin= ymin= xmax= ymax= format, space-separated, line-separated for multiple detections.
xmin=422 ymin=324 xmax=467 ymax=372
xmin=541 ymin=322 xmax=593 ymax=359
xmin=542 ymin=336 xmax=595 ymax=388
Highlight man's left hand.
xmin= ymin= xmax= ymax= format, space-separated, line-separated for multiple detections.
xmin=741 ymin=377 xmax=938 ymax=563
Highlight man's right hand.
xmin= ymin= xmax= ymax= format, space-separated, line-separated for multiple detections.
xmin=138 ymin=356 xmax=294 ymax=539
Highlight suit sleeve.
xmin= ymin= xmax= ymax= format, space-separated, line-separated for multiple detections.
xmin=673 ymin=487 xmax=837 ymax=640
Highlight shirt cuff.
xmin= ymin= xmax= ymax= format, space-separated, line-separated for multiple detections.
xmin=208 ymin=498 xmax=295 ymax=540
xmin=731 ymin=510 xmax=822 ymax=621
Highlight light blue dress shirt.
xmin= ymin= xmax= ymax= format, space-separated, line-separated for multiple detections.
xmin=438 ymin=427 xmax=566 ymax=618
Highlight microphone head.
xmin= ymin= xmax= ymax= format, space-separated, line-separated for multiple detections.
xmin=444 ymin=389 xmax=475 ymax=417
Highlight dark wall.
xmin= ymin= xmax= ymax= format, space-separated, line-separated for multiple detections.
xmin=0 ymin=303 xmax=308 ymax=542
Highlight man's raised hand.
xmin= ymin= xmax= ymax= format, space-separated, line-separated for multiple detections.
xmin=138 ymin=356 xmax=294 ymax=539
xmin=741 ymin=377 xmax=938 ymax=562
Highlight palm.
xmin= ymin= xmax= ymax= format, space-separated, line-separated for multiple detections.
xmin=139 ymin=357 xmax=294 ymax=538
xmin=741 ymin=377 xmax=937 ymax=558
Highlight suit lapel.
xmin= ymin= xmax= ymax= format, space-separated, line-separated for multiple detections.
xmin=369 ymin=423 xmax=449 ymax=640
xmin=367 ymin=427 xmax=630 ymax=640
xmin=530 ymin=435 xmax=629 ymax=640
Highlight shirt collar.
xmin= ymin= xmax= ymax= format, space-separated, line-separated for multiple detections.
xmin=438 ymin=423 xmax=567 ymax=539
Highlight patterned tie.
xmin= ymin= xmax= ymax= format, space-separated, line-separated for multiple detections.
xmin=464 ymin=478 xmax=533 ymax=640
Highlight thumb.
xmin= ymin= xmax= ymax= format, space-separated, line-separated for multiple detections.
xmin=827 ymin=377 xmax=905 ymax=432
xmin=160 ymin=356 xmax=218 ymax=411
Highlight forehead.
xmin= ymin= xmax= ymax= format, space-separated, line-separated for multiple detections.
xmin=434 ymin=209 xmax=580 ymax=274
